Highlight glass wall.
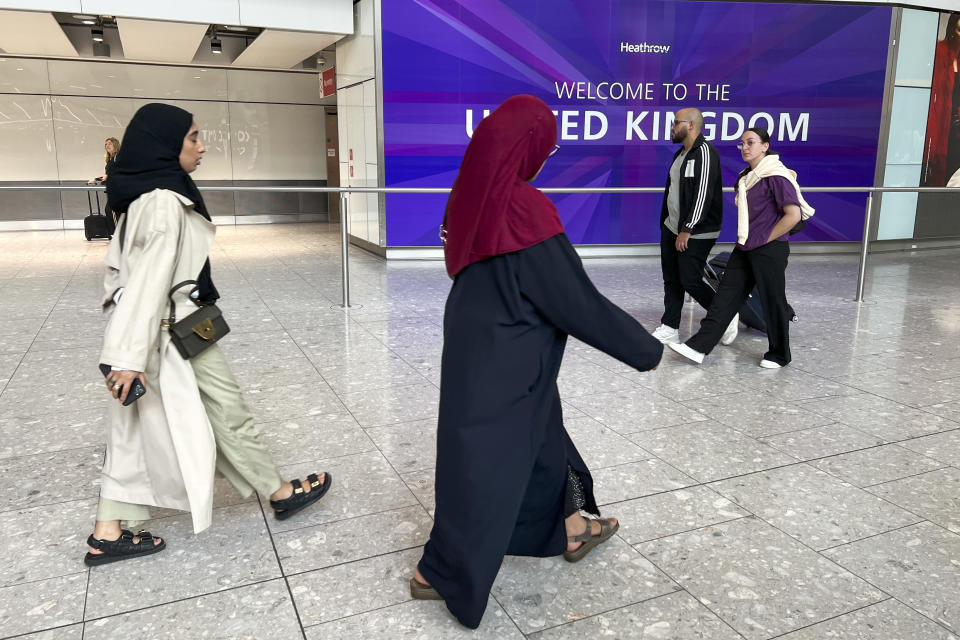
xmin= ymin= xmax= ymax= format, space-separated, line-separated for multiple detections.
xmin=0 ymin=57 xmax=328 ymax=228
xmin=877 ymin=9 xmax=939 ymax=240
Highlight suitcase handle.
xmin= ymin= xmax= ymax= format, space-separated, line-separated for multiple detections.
xmin=86 ymin=189 xmax=103 ymax=215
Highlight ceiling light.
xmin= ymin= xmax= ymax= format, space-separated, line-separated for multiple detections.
xmin=73 ymin=14 xmax=96 ymax=21
xmin=223 ymin=25 xmax=248 ymax=32
xmin=92 ymin=27 xmax=104 ymax=42
xmin=211 ymin=37 xmax=223 ymax=54
xmin=317 ymin=56 xmax=326 ymax=66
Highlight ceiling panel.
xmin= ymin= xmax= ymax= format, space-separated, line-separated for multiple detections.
xmin=231 ymin=30 xmax=341 ymax=69
xmin=0 ymin=10 xmax=78 ymax=57
xmin=116 ymin=17 xmax=207 ymax=64
xmin=78 ymin=0 xmax=239 ymax=26
xmin=238 ymin=0 xmax=352 ymax=33
xmin=0 ymin=2 xmax=80 ymax=10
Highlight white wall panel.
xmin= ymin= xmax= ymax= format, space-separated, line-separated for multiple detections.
xmin=361 ymin=78 xmax=381 ymax=245
xmin=1 ymin=59 xmax=326 ymax=183
xmin=363 ymin=79 xmax=377 ymax=166
xmin=341 ymin=83 xmax=365 ymax=169
xmin=231 ymin=30 xmax=341 ymax=70
xmin=78 ymin=0 xmax=240 ymax=26
xmin=52 ymin=95 xmax=134 ymax=180
xmin=878 ymin=165 xmax=922 ymax=240
xmin=51 ymin=96 xmax=231 ymax=182
xmin=338 ymin=83 xmax=368 ymax=240
xmin=335 ymin=0 xmax=374 ymax=87
xmin=0 ymin=94 xmax=58 ymax=181
xmin=116 ymin=18 xmax=207 ymax=64
xmin=227 ymin=102 xmax=326 ymax=180
xmin=45 ymin=0 xmax=355 ymax=32
xmin=48 ymin=60 xmax=228 ymax=101
xmin=351 ymin=194 xmax=369 ymax=241
xmin=365 ymin=166 xmax=378 ymax=244
xmin=227 ymin=68 xmax=321 ymax=104
xmin=813 ymin=0 xmax=960 ymax=8
xmin=0 ymin=9 xmax=78 ymax=57
xmin=336 ymin=88 xmax=349 ymax=159
xmin=336 ymin=73 xmax=379 ymax=243
xmin=239 ymin=0 xmax=352 ymax=33
xmin=887 ymin=87 xmax=931 ymax=165
xmin=0 ymin=58 xmax=49 ymax=94
xmin=896 ymin=9 xmax=939 ymax=88
xmin=129 ymin=98 xmax=233 ymax=180
xmin=0 ymin=2 xmax=80 ymax=12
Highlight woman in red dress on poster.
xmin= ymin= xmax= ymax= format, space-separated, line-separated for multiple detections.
xmin=923 ymin=12 xmax=960 ymax=187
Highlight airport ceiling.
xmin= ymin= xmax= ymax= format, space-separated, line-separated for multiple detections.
xmin=0 ymin=9 xmax=344 ymax=69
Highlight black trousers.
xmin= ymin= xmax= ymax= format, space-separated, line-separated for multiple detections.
xmin=660 ymin=229 xmax=717 ymax=328
xmin=686 ymin=241 xmax=791 ymax=365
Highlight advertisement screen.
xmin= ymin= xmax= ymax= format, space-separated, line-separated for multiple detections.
xmin=916 ymin=10 xmax=960 ymax=238
xmin=382 ymin=0 xmax=892 ymax=246
xmin=921 ymin=11 xmax=959 ymax=188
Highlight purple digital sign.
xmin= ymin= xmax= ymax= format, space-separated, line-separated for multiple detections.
xmin=382 ymin=0 xmax=892 ymax=246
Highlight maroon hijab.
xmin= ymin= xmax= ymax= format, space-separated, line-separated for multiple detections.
xmin=443 ymin=94 xmax=565 ymax=277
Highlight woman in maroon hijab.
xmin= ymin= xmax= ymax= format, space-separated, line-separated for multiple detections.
xmin=410 ymin=95 xmax=663 ymax=628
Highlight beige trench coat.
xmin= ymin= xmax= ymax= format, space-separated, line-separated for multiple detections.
xmin=99 ymin=188 xmax=223 ymax=533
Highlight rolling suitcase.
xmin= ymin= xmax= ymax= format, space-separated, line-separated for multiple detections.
xmin=84 ymin=190 xmax=114 ymax=241
xmin=703 ymin=251 xmax=797 ymax=334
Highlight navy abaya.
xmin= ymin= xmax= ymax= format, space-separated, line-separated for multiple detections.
xmin=418 ymin=233 xmax=663 ymax=628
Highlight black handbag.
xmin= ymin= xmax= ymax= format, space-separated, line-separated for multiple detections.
xmin=165 ymin=280 xmax=230 ymax=359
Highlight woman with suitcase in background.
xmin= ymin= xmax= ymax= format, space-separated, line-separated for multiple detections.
xmin=668 ymin=127 xmax=813 ymax=369
xmin=88 ymin=136 xmax=121 ymax=187
xmin=88 ymin=137 xmax=121 ymax=227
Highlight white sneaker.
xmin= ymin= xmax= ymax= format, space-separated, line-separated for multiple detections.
xmin=651 ymin=324 xmax=680 ymax=344
xmin=668 ymin=342 xmax=705 ymax=364
xmin=721 ymin=314 xmax=739 ymax=346
xmin=759 ymin=359 xmax=782 ymax=369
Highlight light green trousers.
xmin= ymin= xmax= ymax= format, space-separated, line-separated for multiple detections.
xmin=97 ymin=343 xmax=283 ymax=524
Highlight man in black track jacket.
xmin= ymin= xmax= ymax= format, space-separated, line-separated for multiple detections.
xmin=652 ymin=107 xmax=738 ymax=346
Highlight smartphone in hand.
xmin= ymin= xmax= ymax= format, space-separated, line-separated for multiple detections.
xmin=98 ymin=363 xmax=146 ymax=406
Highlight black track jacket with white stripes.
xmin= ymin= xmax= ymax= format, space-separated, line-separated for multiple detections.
xmin=659 ymin=134 xmax=724 ymax=235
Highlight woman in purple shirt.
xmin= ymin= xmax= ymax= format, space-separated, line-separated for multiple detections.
xmin=668 ymin=128 xmax=804 ymax=368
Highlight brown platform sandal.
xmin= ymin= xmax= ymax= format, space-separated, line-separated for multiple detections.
xmin=563 ymin=516 xmax=619 ymax=563
xmin=409 ymin=577 xmax=443 ymax=600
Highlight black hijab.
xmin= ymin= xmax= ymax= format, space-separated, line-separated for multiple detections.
xmin=107 ymin=103 xmax=219 ymax=304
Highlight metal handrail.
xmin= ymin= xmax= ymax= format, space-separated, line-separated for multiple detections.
xmin=0 ymin=185 xmax=954 ymax=193
xmin=1 ymin=184 xmax=956 ymax=305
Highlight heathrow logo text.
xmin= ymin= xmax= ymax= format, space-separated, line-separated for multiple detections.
xmin=620 ymin=41 xmax=671 ymax=54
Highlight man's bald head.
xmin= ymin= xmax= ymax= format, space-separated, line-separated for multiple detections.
xmin=671 ymin=108 xmax=704 ymax=147
xmin=676 ymin=108 xmax=704 ymax=132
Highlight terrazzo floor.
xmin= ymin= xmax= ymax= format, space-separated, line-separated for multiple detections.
xmin=0 ymin=223 xmax=958 ymax=639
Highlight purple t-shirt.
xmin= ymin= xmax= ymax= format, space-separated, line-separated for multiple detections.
xmin=737 ymin=176 xmax=800 ymax=251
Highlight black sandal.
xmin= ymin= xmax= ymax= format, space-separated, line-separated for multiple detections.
xmin=562 ymin=517 xmax=619 ymax=563
xmin=409 ymin=576 xmax=443 ymax=600
xmin=84 ymin=529 xmax=166 ymax=567
xmin=270 ymin=472 xmax=332 ymax=520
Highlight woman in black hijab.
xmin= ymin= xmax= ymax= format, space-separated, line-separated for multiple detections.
xmin=86 ymin=103 xmax=331 ymax=566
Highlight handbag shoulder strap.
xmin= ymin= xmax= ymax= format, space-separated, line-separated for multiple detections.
xmin=167 ymin=280 xmax=199 ymax=324
xmin=118 ymin=213 xmax=127 ymax=251
xmin=118 ymin=205 xmax=198 ymax=323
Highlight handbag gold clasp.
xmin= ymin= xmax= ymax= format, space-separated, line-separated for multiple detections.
xmin=193 ymin=318 xmax=216 ymax=341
